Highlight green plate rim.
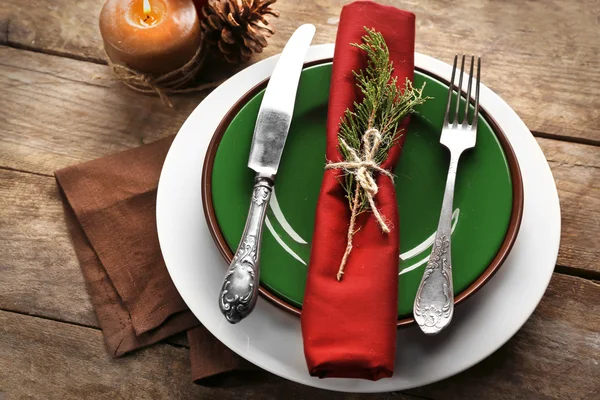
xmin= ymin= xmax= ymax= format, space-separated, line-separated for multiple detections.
xmin=201 ymin=59 xmax=524 ymax=327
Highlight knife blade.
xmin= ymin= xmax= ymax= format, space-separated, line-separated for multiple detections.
xmin=248 ymin=24 xmax=316 ymax=176
xmin=218 ymin=24 xmax=316 ymax=324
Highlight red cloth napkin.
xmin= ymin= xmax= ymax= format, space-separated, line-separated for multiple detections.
xmin=301 ymin=1 xmax=415 ymax=380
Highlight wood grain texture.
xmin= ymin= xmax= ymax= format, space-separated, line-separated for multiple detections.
xmin=0 ymin=168 xmax=96 ymax=326
xmin=0 ymin=46 xmax=199 ymax=176
xmin=0 ymin=274 xmax=598 ymax=399
xmin=0 ymin=169 xmax=192 ymax=355
xmin=1 ymin=167 xmax=598 ymax=397
xmin=0 ymin=310 xmax=423 ymax=400
xmin=1 ymin=0 xmax=599 ymax=142
xmin=0 ymin=0 xmax=104 ymax=62
xmin=0 ymin=70 xmax=598 ymax=331
xmin=0 ymin=310 xmax=208 ymax=399
xmin=1 ymin=0 xmax=600 ymax=397
xmin=541 ymin=138 xmax=600 ymax=275
xmin=410 ymin=273 xmax=600 ymax=400
xmin=1 ymin=49 xmax=598 ymax=277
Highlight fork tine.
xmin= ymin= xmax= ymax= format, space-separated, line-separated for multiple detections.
xmin=453 ymin=55 xmax=465 ymax=124
xmin=444 ymin=55 xmax=458 ymax=124
xmin=472 ymin=57 xmax=481 ymax=126
xmin=464 ymin=55 xmax=474 ymax=125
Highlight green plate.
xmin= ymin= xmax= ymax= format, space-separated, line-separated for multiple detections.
xmin=209 ymin=62 xmax=513 ymax=319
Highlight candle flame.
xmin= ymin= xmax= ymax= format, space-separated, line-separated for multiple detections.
xmin=143 ymin=0 xmax=151 ymax=15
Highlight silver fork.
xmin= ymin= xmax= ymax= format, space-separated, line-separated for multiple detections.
xmin=414 ymin=54 xmax=481 ymax=335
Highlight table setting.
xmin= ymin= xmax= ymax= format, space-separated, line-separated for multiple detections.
xmin=58 ymin=0 xmax=558 ymax=390
xmin=155 ymin=1 xmax=562 ymax=390
xmin=1 ymin=0 xmax=598 ymax=398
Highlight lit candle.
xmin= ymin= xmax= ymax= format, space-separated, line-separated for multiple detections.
xmin=99 ymin=0 xmax=202 ymax=75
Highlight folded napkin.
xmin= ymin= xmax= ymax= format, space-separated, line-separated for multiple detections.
xmin=56 ymin=137 xmax=250 ymax=383
xmin=301 ymin=1 xmax=415 ymax=380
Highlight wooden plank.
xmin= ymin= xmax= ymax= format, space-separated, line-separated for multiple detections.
xmin=0 ymin=171 xmax=598 ymax=398
xmin=0 ymin=142 xmax=598 ymax=329
xmin=0 ymin=0 xmax=104 ymax=63
xmin=1 ymin=49 xmax=598 ymax=271
xmin=412 ymin=273 xmax=600 ymax=400
xmin=2 ymin=0 xmax=599 ymax=142
xmin=0 ymin=310 xmax=423 ymax=400
xmin=2 ymin=42 xmax=600 ymax=178
xmin=0 ymin=274 xmax=598 ymax=399
xmin=0 ymin=46 xmax=200 ymax=175
xmin=0 ymin=164 xmax=598 ymax=336
xmin=540 ymin=137 xmax=600 ymax=275
xmin=1 ymin=1 xmax=598 ymax=397
xmin=2 ymin=48 xmax=600 ymax=281
xmin=0 ymin=168 xmax=96 ymax=326
xmin=0 ymin=310 xmax=210 ymax=399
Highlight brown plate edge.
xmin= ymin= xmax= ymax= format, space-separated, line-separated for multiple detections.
xmin=201 ymin=59 xmax=525 ymax=327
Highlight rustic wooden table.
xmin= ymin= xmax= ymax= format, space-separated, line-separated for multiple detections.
xmin=1 ymin=0 xmax=599 ymax=398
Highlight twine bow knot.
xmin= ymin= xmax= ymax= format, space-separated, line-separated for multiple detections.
xmin=326 ymin=127 xmax=394 ymax=232
xmin=325 ymin=127 xmax=395 ymax=280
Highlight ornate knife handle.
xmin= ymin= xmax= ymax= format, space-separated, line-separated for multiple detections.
xmin=219 ymin=175 xmax=273 ymax=324
xmin=413 ymin=152 xmax=461 ymax=335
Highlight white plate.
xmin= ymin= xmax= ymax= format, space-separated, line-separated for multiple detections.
xmin=156 ymin=45 xmax=560 ymax=392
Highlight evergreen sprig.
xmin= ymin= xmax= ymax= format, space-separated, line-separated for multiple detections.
xmin=337 ymin=27 xmax=428 ymax=212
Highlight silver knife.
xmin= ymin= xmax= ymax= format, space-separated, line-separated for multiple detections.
xmin=218 ymin=24 xmax=316 ymax=324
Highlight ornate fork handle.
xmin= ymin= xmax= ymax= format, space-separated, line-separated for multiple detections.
xmin=218 ymin=175 xmax=273 ymax=324
xmin=414 ymin=151 xmax=461 ymax=334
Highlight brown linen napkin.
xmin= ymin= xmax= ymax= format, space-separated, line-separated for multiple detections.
xmin=56 ymin=136 xmax=249 ymax=382
xmin=188 ymin=327 xmax=259 ymax=385
xmin=62 ymin=199 xmax=198 ymax=355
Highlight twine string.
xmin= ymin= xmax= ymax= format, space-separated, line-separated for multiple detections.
xmin=106 ymin=40 xmax=221 ymax=107
xmin=325 ymin=127 xmax=394 ymax=280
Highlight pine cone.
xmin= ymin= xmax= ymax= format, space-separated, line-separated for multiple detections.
xmin=201 ymin=0 xmax=280 ymax=64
